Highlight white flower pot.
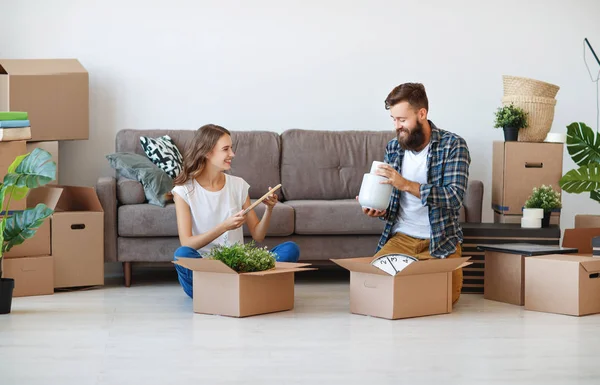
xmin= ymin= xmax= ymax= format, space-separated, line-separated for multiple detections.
xmin=358 ymin=166 xmax=393 ymax=211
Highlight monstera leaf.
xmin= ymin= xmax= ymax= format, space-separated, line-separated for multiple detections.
xmin=2 ymin=203 xmax=53 ymax=253
xmin=1 ymin=153 xmax=30 ymax=204
xmin=559 ymin=163 xmax=600 ymax=193
xmin=566 ymin=122 xmax=600 ymax=166
xmin=2 ymin=148 xmax=55 ymax=189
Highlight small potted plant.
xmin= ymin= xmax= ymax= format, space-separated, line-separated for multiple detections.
xmin=206 ymin=241 xmax=276 ymax=273
xmin=523 ymin=185 xmax=562 ymax=228
xmin=494 ymin=103 xmax=529 ymax=141
xmin=1 ymin=148 xmax=56 ymax=314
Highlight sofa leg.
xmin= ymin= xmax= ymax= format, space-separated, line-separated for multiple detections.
xmin=123 ymin=262 xmax=132 ymax=287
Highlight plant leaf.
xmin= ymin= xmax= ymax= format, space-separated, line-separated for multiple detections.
xmin=591 ymin=190 xmax=600 ymax=203
xmin=7 ymin=154 xmax=27 ymax=174
xmin=566 ymin=122 xmax=600 ymax=166
xmin=2 ymin=203 xmax=53 ymax=253
xmin=559 ymin=164 xmax=600 ymax=193
xmin=2 ymin=148 xmax=56 ymax=189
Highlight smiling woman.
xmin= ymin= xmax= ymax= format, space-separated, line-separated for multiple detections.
xmin=170 ymin=124 xmax=300 ymax=298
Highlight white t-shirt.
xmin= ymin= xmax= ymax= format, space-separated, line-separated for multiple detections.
xmin=392 ymin=143 xmax=431 ymax=239
xmin=171 ymin=173 xmax=250 ymax=255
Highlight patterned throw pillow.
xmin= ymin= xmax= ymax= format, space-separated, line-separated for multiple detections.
xmin=139 ymin=135 xmax=183 ymax=178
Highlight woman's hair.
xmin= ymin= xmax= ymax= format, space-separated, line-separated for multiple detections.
xmin=173 ymin=124 xmax=231 ymax=186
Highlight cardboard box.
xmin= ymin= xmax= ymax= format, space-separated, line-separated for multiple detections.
xmin=26 ymin=141 xmax=58 ymax=184
xmin=0 ymin=59 xmax=89 ymax=141
xmin=52 ymin=185 xmax=104 ymax=288
xmin=562 ymin=228 xmax=600 ymax=255
xmin=525 ymin=254 xmax=600 ymax=316
xmin=0 ymin=140 xmax=27 ymax=211
xmin=3 ymin=186 xmax=63 ymax=258
xmin=479 ymin=243 xmax=578 ymax=306
xmin=331 ymin=256 xmax=471 ymax=320
xmin=172 ymin=258 xmax=314 ymax=317
xmin=574 ymin=214 xmax=600 ymax=228
xmin=492 ymin=141 xmax=563 ymax=215
xmin=3 ymin=256 xmax=54 ymax=297
xmin=493 ymin=210 xmax=560 ymax=225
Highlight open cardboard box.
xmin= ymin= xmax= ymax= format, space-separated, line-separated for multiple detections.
xmin=331 ymin=256 xmax=471 ymax=320
xmin=173 ymin=258 xmax=315 ymax=317
xmin=525 ymin=254 xmax=600 ymax=316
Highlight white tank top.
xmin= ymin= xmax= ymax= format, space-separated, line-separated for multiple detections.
xmin=172 ymin=173 xmax=250 ymax=255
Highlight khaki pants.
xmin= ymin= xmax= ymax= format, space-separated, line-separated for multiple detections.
xmin=373 ymin=232 xmax=463 ymax=305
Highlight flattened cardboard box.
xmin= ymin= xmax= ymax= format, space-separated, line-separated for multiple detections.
xmin=173 ymin=258 xmax=314 ymax=317
xmin=3 ymin=255 xmax=54 ymax=297
xmin=492 ymin=141 xmax=563 ymax=215
xmin=0 ymin=59 xmax=89 ymax=141
xmin=52 ymin=185 xmax=104 ymax=288
xmin=479 ymin=244 xmax=578 ymax=306
xmin=331 ymin=256 xmax=471 ymax=320
xmin=0 ymin=140 xmax=27 ymax=211
xmin=3 ymin=186 xmax=63 ymax=258
xmin=525 ymin=254 xmax=600 ymax=316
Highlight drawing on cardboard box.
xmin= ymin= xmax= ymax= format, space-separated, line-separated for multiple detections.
xmin=371 ymin=253 xmax=418 ymax=275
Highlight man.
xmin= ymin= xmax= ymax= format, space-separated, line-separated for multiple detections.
xmin=362 ymin=82 xmax=471 ymax=304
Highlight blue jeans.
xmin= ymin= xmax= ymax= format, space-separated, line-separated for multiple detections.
xmin=173 ymin=241 xmax=300 ymax=298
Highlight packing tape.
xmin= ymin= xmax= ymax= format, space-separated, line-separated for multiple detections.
xmin=545 ymin=132 xmax=566 ymax=143
xmin=521 ymin=217 xmax=541 ymax=228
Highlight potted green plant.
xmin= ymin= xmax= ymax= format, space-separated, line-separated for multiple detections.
xmin=206 ymin=241 xmax=276 ymax=273
xmin=494 ymin=103 xmax=529 ymax=141
xmin=523 ymin=185 xmax=562 ymax=228
xmin=0 ymin=148 xmax=56 ymax=314
xmin=559 ymin=122 xmax=600 ymax=202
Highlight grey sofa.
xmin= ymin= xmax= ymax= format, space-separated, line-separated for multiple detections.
xmin=96 ymin=129 xmax=484 ymax=286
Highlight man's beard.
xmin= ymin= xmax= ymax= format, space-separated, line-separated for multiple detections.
xmin=397 ymin=120 xmax=426 ymax=151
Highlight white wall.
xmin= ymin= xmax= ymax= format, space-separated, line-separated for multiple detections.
xmin=2 ymin=0 xmax=600 ymax=229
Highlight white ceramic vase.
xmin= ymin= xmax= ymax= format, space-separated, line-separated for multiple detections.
xmin=358 ymin=161 xmax=393 ymax=211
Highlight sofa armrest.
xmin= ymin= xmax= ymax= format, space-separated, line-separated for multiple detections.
xmin=463 ymin=180 xmax=484 ymax=223
xmin=96 ymin=176 xmax=118 ymax=262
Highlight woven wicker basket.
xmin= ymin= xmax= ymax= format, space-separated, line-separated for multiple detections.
xmin=503 ymin=76 xmax=560 ymax=99
xmin=502 ymin=95 xmax=557 ymax=142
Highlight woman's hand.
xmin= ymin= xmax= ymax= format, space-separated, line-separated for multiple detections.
xmin=262 ymin=186 xmax=278 ymax=211
xmin=223 ymin=210 xmax=247 ymax=230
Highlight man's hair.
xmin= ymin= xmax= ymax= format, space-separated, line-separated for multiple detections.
xmin=384 ymin=83 xmax=429 ymax=111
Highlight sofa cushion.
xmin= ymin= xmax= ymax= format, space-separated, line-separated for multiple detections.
xmin=285 ymin=199 xmax=385 ymax=235
xmin=139 ymin=134 xmax=184 ymax=178
xmin=117 ymin=177 xmax=145 ymax=205
xmin=281 ymin=129 xmax=394 ymax=200
xmin=118 ymin=201 xmax=294 ymax=237
xmin=116 ymin=129 xmax=282 ymax=200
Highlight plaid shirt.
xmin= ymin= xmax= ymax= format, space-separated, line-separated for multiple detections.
xmin=376 ymin=121 xmax=471 ymax=258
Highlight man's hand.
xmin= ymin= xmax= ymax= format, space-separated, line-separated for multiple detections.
xmin=356 ymin=196 xmax=386 ymax=217
xmin=375 ymin=164 xmax=421 ymax=198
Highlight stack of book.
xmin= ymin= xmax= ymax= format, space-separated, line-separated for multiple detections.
xmin=0 ymin=111 xmax=32 ymax=141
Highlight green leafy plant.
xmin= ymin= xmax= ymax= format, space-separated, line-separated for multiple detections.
xmin=493 ymin=103 xmax=529 ymax=129
xmin=207 ymin=241 xmax=276 ymax=273
xmin=524 ymin=185 xmax=562 ymax=213
xmin=0 ymin=148 xmax=56 ymax=278
xmin=559 ymin=122 xmax=600 ymax=203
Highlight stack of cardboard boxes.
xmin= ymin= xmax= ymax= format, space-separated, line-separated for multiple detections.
xmin=492 ymin=141 xmax=564 ymax=225
xmin=0 ymin=59 xmax=104 ymax=297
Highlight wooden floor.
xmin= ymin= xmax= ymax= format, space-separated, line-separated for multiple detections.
xmin=1 ymin=269 xmax=599 ymax=385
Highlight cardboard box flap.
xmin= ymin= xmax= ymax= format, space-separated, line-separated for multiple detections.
xmin=534 ymin=254 xmax=595 ymax=263
xmin=54 ymin=185 xmax=103 ymax=212
xmin=27 ymin=186 xmax=63 ymax=210
xmin=330 ymin=257 xmax=390 ymax=276
xmin=396 ymin=257 xmax=472 ymax=277
xmin=580 ymin=259 xmax=600 ymax=274
xmin=0 ymin=59 xmax=87 ymax=75
xmin=172 ymin=258 xmax=237 ymax=274
xmin=242 ymin=267 xmax=317 ymax=276
xmin=274 ymin=262 xmax=312 ymax=269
